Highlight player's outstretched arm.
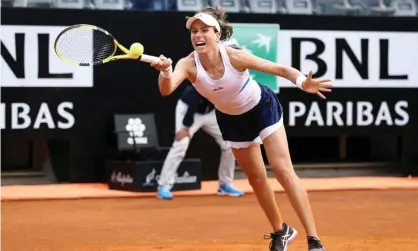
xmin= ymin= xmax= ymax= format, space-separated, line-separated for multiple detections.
xmin=151 ymin=56 xmax=189 ymax=96
xmin=227 ymin=47 xmax=332 ymax=99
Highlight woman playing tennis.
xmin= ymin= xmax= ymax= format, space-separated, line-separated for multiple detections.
xmin=150 ymin=6 xmax=330 ymax=251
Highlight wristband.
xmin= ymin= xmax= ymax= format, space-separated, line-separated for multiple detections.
xmin=296 ymin=75 xmax=307 ymax=90
xmin=160 ymin=66 xmax=173 ymax=78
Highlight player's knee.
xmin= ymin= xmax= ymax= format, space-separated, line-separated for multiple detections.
xmin=247 ymin=173 xmax=268 ymax=188
xmin=270 ymin=157 xmax=297 ymax=184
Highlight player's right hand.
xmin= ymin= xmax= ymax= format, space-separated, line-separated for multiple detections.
xmin=151 ymin=55 xmax=172 ymax=72
xmin=302 ymin=71 xmax=332 ymax=100
xmin=175 ymin=128 xmax=190 ymax=141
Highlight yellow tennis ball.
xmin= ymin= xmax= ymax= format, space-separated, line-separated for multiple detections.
xmin=129 ymin=43 xmax=144 ymax=57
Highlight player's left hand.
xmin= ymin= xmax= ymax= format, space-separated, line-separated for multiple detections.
xmin=175 ymin=128 xmax=190 ymax=141
xmin=302 ymin=71 xmax=333 ymax=99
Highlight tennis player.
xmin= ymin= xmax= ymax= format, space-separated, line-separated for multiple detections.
xmin=150 ymin=6 xmax=330 ymax=251
xmin=157 ymin=84 xmax=244 ymax=199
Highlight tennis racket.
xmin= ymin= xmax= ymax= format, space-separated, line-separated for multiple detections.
xmin=54 ymin=24 xmax=160 ymax=66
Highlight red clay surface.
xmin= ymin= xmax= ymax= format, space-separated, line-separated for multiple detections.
xmin=2 ymin=190 xmax=418 ymax=251
xmin=2 ymin=177 xmax=418 ymax=201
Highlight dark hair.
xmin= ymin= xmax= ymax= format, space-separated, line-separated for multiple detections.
xmin=198 ymin=6 xmax=233 ymax=41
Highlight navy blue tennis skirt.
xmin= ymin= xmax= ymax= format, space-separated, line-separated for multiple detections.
xmin=215 ymin=84 xmax=283 ymax=144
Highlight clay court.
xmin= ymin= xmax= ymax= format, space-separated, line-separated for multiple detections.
xmin=2 ymin=177 xmax=418 ymax=251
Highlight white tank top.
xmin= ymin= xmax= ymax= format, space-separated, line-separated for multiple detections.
xmin=191 ymin=44 xmax=261 ymax=115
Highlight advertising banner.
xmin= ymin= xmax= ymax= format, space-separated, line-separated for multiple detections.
xmin=226 ymin=23 xmax=280 ymax=93
xmin=2 ymin=7 xmax=417 ymax=181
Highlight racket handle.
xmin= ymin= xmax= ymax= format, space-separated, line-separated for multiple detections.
xmin=140 ymin=54 xmax=160 ymax=64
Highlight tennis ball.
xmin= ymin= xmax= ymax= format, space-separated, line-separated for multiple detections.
xmin=129 ymin=43 xmax=144 ymax=57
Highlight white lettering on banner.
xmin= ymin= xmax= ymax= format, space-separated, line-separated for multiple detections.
xmin=111 ymin=172 xmax=134 ymax=186
xmin=346 ymin=102 xmax=353 ymax=126
xmin=326 ymin=102 xmax=344 ymax=126
xmin=175 ymin=171 xmax=198 ymax=184
xmin=0 ymin=102 xmax=75 ymax=130
xmin=1 ymin=25 xmax=93 ymax=87
xmin=357 ymin=102 xmax=373 ymax=126
xmin=288 ymin=101 xmax=409 ymax=127
xmin=142 ymin=168 xmax=198 ymax=187
xmin=12 ymin=103 xmax=31 ymax=129
xmin=125 ymin=118 xmax=148 ymax=145
xmin=143 ymin=169 xmax=157 ymax=186
xmin=279 ymin=30 xmax=418 ymax=88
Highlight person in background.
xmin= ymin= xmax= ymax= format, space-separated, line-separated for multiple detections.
xmin=130 ymin=0 xmax=155 ymax=10
xmin=157 ymin=84 xmax=244 ymax=200
xmin=131 ymin=0 xmax=176 ymax=10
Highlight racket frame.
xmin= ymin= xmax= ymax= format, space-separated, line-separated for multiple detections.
xmin=54 ymin=24 xmax=158 ymax=66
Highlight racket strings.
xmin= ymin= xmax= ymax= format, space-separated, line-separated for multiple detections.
xmin=55 ymin=27 xmax=115 ymax=65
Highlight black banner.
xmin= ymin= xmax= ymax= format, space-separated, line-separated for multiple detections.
xmin=2 ymin=7 xmax=418 ymax=182
xmin=279 ymin=88 xmax=418 ymax=136
xmin=107 ymin=159 xmax=202 ymax=192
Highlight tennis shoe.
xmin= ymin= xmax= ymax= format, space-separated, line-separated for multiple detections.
xmin=157 ymin=186 xmax=173 ymax=200
xmin=217 ymin=184 xmax=244 ymax=197
xmin=307 ymin=236 xmax=325 ymax=251
xmin=264 ymin=223 xmax=298 ymax=251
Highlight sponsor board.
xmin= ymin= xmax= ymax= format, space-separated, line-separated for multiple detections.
xmin=1 ymin=25 xmax=93 ymax=87
xmin=279 ymin=30 xmax=418 ymax=88
xmin=107 ymin=160 xmax=202 ymax=192
xmin=0 ymin=102 xmax=75 ymax=130
xmin=285 ymin=100 xmax=409 ymax=127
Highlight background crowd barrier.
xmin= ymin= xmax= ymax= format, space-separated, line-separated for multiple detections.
xmin=1 ymin=7 xmax=418 ymax=184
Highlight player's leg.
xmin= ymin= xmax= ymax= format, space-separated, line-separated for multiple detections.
xmin=157 ymin=101 xmax=203 ymax=199
xmin=231 ymin=144 xmax=283 ymax=230
xmin=201 ymin=111 xmax=243 ymax=197
xmin=262 ymin=125 xmax=325 ymax=250
xmin=231 ymin=144 xmax=297 ymax=251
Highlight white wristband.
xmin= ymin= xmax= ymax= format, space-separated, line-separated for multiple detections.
xmin=160 ymin=66 xmax=173 ymax=78
xmin=296 ymin=75 xmax=307 ymax=90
